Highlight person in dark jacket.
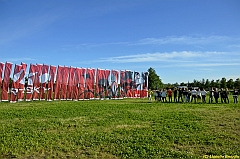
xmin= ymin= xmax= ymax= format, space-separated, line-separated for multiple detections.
xmin=209 ymin=87 xmax=214 ymax=103
xmin=178 ymin=88 xmax=183 ymax=102
xmin=224 ymin=88 xmax=229 ymax=103
xmin=214 ymin=88 xmax=219 ymax=103
xmin=220 ymin=88 xmax=225 ymax=103
xmin=173 ymin=87 xmax=178 ymax=102
xmin=233 ymin=89 xmax=238 ymax=103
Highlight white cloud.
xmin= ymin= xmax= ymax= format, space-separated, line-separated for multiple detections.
xmin=59 ymin=35 xmax=240 ymax=52
xmin=96 ymin=51 xmax=225 ymax=63
xmin=228 ymin=44 xmax=240 ymax=48
xmin=4 ymin=57 xmax=36 ymax=62
xmin=179 ymin=62 xmax=240 ymax=67
xmin=130 ymin=36 xmax=231 ymax=46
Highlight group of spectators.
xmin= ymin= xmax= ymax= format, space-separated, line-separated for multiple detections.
xmin=149 ymin=87 xmax=239 ymax=104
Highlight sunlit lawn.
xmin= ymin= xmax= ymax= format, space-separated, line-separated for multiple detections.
xmin=0 ymin=98 xmax=239 ymax=158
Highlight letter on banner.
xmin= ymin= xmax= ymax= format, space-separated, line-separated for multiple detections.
xmin=1 ymin=62 xmax=13 ymax=102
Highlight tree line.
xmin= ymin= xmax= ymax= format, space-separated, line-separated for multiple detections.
xmin=148 ymin=67 xmax=240 ymax=90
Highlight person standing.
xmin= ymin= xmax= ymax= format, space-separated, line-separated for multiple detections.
xmin=197 ymin=88 xmax=202 ymax=103
xmin=187 ymin=89 xmax=191 ymax=102
xmin=209 ymin=87 xmax=214 ymax=103
xmin=167 ymin=88 xmax=173 ymax=102
xmin=161 ymin=89 xmax=167 ymax=102
xmin=233 ymin=89 xmax=238 ymax=103
xmin=154 ymin=90 xmax=158 ymax=101
xmin=178 ymin=88 xmax=183 ymax=102
xmin=158 ymin=90 xmax=162 ymax=102
xmin=148 ymin=89 xmax=153 ymax=102
xmin=223 ymin=88 xmax=229 ymax=103
xmin=173 ymin=87 xmax=178 ymax=102
xmin=183 ymin=88 xmax=188 ymax=102
xmin=214 ymin=88 xmax=219 ymax=103
xmin=201 ymin=88 xmax=207 ymax=103
xmin=220 ymin=88 xmax=225 ymax=103
xmin=191 ymin=88 xmax=197 ymax=103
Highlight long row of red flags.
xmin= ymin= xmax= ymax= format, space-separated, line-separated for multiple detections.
xmin=0 ymin=62 xmax=148 ymax=103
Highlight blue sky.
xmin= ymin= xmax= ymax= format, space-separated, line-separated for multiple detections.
xmin=1 ymin=0 xmax=240 ymax=84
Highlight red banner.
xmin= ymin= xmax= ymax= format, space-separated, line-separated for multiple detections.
xmin=10 ymin=64 xmax=22 ymax=103
xmin=120 ymin=70 xmax=126 ymax=98
xmin=85 ymin=68 xmax=95 ymax=99
xmin=33 ymin=64 xmax=42 ymax=100
xmin=40 ymin=64 xmax=49 ymax=100
xmin=111 ymin=70 xmax=119 ymax=99
xmin=0 ymin=61 xmax=148 ymax=102
xmin=104 ymin=69 xmax=110 ymax=99
xmin=96 ymin=69 xmax=104 ymax=99
xmin=26 ymin=64 xmax=35 ymax=101
xmin=133 ymin=71 xmax=141 ymax=98
xmin=126 ymin=70 xmax=133 ymax=98
xmin=141 ymin=72 xmax=149 ymax=98
xmin=67 ymin=67 xmax=75 ymax=100
xmin=0 ymin=62 xmax=4 ymax=100
xmin=72 ymin=68 xmax=79 ymax=101
xmin=1 ymin=62 xmax=13 ymax=101
xmin=47 ymin=65 xmax=56 ymax=101
xmin=78 ymin=68 xmax=86 ymax=100
xmin=54 ymin=65 xmax=63 ymax=100
xmin=0 ymin=62 xmax=4 ymax=86
xmin=17 ymin=63 xmax=27 ymax=101
xmin=61 ymin=66 xmax=69 ymax=100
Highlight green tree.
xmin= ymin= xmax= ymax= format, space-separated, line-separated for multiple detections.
xmin=215 ymin=79 xmax=220 ymax=88
xmin=173 ymin=82 xmax=179 ymax=87
xmin=147 ymin=67 xmax=163 ymax=90
xmin=205 ymin=79 xmax=210 ymax=89
xmin=220 ymin=77 xmax=227 ymax=88
xmin=227 ymin=79 xmax=234 ymax=89
xmin=210 ymin=80 xmax=215 ymax=88
xmin=180 ymin=82 xmax=186 ymax=86
xmin=234 ymin=78 xmax=240 ymax=89
xmin=201 ymin=78 xmax=205 ymax=88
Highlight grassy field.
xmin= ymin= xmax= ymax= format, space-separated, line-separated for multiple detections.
xmin=0 ymin=98 xmax=239 ymax=159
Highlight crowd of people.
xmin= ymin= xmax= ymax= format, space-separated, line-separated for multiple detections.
xmin=148 ymin=87 xmax=239 ymax=104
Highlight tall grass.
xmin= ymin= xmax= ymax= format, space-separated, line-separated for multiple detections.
xmin=0 ymin=98 xmax=239 ymax=158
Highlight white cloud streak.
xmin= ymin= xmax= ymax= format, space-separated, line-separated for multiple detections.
xmin=88 ymin=51 xmax=240 ymax=69
xmin=63 ymin=35 xmax=240 ymax=51
xmin=3 ymin=57 xmax=37 ymax=62
xmin=96 ymin=51 xmax=225 ymax=63
xmin=131 ymin=36 xmax=230 ymax=46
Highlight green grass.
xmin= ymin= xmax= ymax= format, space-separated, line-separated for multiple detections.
xmin=0 ymin=98 xmax=239 ymax=159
